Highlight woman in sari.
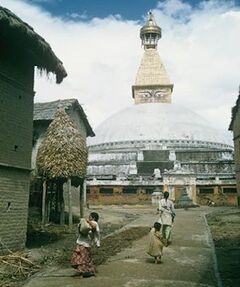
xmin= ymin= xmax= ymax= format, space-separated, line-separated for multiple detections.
xmin=71 ymin=212 xmax=100 ymax=278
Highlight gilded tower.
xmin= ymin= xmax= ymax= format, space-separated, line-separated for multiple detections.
xmin=132 ymin=12 xmax=173 ymax=104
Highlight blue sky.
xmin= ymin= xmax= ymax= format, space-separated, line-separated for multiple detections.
xmin=29 ymin=0 xmax=240 ymax=20
xmin=2 ymin=0 xmax=240 ymax=133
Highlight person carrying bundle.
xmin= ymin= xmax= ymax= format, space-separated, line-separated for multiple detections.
xmin=71 ymin=212 xmax=100 ymax=278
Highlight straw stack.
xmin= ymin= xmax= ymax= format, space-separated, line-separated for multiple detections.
xmin=36 ymin=108 xmax=88 ymax=179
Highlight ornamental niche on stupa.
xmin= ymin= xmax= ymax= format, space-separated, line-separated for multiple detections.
xmin=86 ymin=12 xmax=237 ymax=206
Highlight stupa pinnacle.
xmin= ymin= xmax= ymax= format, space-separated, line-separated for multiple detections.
xmin=140 ymin=11 xmax=161 ymax=49
xmin=132 ymin=12 xmax=173 ymax=104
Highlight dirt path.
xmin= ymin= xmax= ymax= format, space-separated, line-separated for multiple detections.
xmin=23 ymin=207 xmax=218 ymax=287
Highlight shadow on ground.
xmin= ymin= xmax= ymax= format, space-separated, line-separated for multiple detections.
xmin=207 ymin=208 xmax=240 ymax=287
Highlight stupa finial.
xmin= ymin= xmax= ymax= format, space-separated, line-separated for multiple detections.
xmin=140 ymin=11 xmax=161 ymax=49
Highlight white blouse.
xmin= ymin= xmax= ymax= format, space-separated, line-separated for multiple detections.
xmin=76 ymin=220 xmax=100 ymax=247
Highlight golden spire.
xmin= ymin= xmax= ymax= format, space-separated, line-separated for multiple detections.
xmin=132 ymin=11 xmax=173 ymax=104
xmin=140 ymin=11 xmax=161 ymax=49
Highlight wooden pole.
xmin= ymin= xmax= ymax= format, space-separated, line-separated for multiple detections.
xmin=59 ymin=180 xmax=65 ymax=225
xmin=83 ymin=180 xmax=87 ymax=207
xmin=42 ymin=179 xmax=47 ymax=230
xmin=68 ymin=178 xmax=73 ymax=226
xmin=78 ymin=185 xmax=81 ymax=215
xmin=46 ymin=181 xmax=52 ymax=223
xmin=79 ymin=178 xmax=84 ymax=218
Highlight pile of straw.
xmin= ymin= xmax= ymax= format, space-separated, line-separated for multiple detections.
xmin=37 ymin=108 xmax=88 ymax=179
xmin=0 ymin=251 xmax=39 ymax=281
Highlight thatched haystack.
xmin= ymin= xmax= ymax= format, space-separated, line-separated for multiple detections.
xmin=0 ymin=6 xmax=67 ymax=83
xmin=37 ymin=108 xmax=88 ymax=179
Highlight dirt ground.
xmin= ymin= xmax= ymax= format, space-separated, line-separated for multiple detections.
xmin=207 ymin=207 xmax=240 ymax=287
xmin=0 ymin=205 xmax=147 ymax=287
xmin=1 ymin=205 xmax=240 ymax=287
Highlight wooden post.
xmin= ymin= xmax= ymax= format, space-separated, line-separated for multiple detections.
xmin=68 ymin=178 xmax=73 ymax=226
xmin=59 ymin=181 xmax=65 ymax=225
xmin=42 ymin=179 xmax=47 ymax=230
xmin=80 ymin=178 xmax=84 ymax=218
xmin=83 ymin=180 xmax=87 ymax=206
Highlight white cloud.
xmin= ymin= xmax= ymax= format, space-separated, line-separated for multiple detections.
xmin=0 ymin=0 xmax=239 ymax=133
xmin=157 ymin=0 xmax=192 ymax=19
xmin=68 ymin=11 xmax=88 ymax=20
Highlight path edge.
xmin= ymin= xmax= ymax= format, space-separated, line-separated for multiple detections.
xmin=203 ymin=212 xmax=223 ymax=287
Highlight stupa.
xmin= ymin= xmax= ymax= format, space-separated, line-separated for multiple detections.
xmin=86 ymin=12 xmax=237 ymax=206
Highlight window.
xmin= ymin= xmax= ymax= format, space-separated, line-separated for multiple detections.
xmin=199 ymin=188 xmax=214 ymax=194
xmin=100 ymin=188 xmax=113 ymax=195
xmin=123 ymin=187 xmax=137 ymax=194
xmin=222 ymin=188 xmax=237 ymax=194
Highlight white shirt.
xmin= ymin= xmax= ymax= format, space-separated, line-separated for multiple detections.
xmin=158 ymin=198 xmax=175 ymax=226
xmin=76 ymin=220 xmax=100 ymax=247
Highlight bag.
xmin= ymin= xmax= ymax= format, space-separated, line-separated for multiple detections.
xmin=79 ymin=218 xmax=91 ymax=235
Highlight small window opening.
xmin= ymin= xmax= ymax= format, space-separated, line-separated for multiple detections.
xmin=7 ymin=202 xmax=11 ymax=211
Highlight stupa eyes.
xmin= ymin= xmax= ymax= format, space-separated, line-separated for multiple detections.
xmin=155 ymin=89 xmax=168 ymax=98
xmin=139 ymin=91 xmax=152 ymax=98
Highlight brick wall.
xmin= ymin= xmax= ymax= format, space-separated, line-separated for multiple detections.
xmin=0 ymin=167 xmax=30 ymax=253
xmin=0 ymin=60 xmax=34 ymax=169
xmin=88 ymin=186 xmax=151 ymax=205
xmin=196 ymin=186 xmax=238 ymax=206
xmin=0 ymin=59 xmax=34 ymax=253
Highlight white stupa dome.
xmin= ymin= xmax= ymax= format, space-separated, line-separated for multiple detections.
xmin=88 ymin=103 xmax=232 ymax=148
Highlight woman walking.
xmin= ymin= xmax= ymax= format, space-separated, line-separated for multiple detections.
xmin=71 ymin=212 xmax=100 ymax=278
xmin=158 ymin=192 xmax=175 ymax=245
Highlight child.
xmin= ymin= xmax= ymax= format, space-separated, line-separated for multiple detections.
xmin=147 ymin=222 xmax=167 ymax=264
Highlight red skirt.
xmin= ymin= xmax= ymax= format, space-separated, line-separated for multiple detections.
xmin=71 ymin=244 xmax=96 ymax=274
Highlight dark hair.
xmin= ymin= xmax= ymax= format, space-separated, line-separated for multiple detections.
xmin=154 ymin=222 xmax=161 ymax=231
xmin=163 ymin=191 xmax=169 ymax=199
xmin=90 ymin=212 xmax=99 ymax=222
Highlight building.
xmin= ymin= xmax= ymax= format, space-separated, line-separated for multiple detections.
xmin=32 ymin=99 xmax=94 ymax=171
xmin=31 ymin=99 xmax=94 ymax=220
xmin=0 ymin=6 xmax=67 ymax=253
xmin=87 ymin=12 xmax=237 ymax=206
xmin=229 ymin=90 xmax=240 ymax=204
